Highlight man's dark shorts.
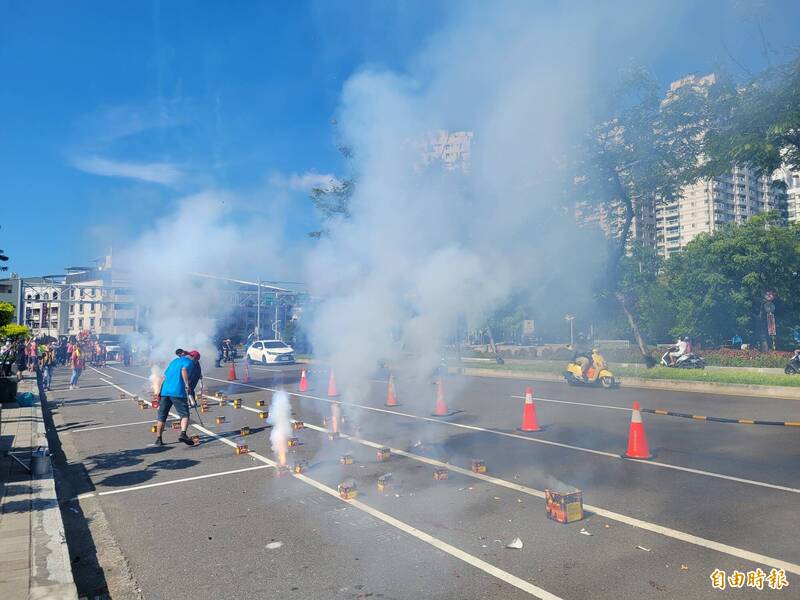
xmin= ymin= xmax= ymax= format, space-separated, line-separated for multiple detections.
xmin=158 ymin=395 xmax=189 ymax=421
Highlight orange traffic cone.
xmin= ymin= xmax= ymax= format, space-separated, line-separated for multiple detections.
xmin=385 ymin=374 xmax=399 ymax=407
xmin=624 ymin=401 xmax=652 ymax=459
xmin=228 ymin=360 xmax=237 ymax=381
xmin=298 ymin=369 xmax=309 ymax=392
xmin=431 ymin=378 xmax=456 ymax=417
xmin=327 ymin=370 xmax=339 ymax=397
xmin=518 ymin=386 xmax=541 ymax=432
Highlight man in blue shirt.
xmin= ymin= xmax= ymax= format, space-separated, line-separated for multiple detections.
xmin=153 ymin=352 xmax=194 ymax=446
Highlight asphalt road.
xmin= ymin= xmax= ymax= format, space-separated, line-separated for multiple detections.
xmin=43 ymin=361 xmax=799 ymax=600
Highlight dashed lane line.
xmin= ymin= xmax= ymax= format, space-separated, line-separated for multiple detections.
xmin=187 ymin=369 xmax=800 ymax=495
xmin=101 ymin=366 xmax=800 ymax=575
xmin=74 ymin=465 xmax=271 ymax=499
xmin=66 ymin=419 xmax=157 ymax=433
xmin=93 ymin=373 xmax=564 ymax=600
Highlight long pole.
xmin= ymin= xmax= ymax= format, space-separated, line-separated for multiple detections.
xmin=256 ymin=279 xmax=261 ymax=338
xmin=569 ymin=320 xmax=574 ymax=347
xmin=274 ymin=293 xmax=280 ymax=340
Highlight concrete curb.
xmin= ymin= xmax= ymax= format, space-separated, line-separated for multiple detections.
xmin=447 ymin=367 xmax=800 ymax=401
xmin=19 ymin=380 xmax=79 ymax=600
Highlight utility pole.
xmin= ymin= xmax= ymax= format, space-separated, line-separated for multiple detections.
xmin=274 ymin=292 xmax=280 ymax=340
xmin=256 ymin=279 xmax=262 ymax=338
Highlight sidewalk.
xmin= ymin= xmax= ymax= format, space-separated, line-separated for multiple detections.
xmin=0 ymin=377 xmax=77 ymax=600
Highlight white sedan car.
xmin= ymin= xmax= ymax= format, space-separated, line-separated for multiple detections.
xmin=246 ymin=340 xmax=296 ymax=365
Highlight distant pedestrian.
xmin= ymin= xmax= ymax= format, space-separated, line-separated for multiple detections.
xmin=41 ymin=344 xmax=56 ymax=391
xmin=15 ymin=341 xmax=26 ymax=381
xmin=69 ymin=346 xmax=85 ymax=390
xmin=152 ymin=353 xmax=194 ymax=446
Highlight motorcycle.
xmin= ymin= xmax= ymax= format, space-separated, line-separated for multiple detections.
xmin=784 ymin=354 xmax=800 ymax=375
xmin=660 ymin=348 xmax=706 ymax=369
xmin=564 ymin=361 xmax=616 ymax=389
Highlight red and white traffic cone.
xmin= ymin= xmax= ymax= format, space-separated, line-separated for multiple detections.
xmin=228 ymin=361 xmax=237 ymax=381
xmin=385 ymin=374 xmax=399 ymax=407
xmin=624 ymin=401 xmax=652 ymax=459
xmin=327 ymin=370 xmax=339 ymax=398
xmin=517 ymin=386 xmax=541 ymax=432
xmin=298 ymin=368 xmax=309 ymax=392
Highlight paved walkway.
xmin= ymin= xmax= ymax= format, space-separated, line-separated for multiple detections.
xmin=0 ymin=377 xmax=77 ymax=600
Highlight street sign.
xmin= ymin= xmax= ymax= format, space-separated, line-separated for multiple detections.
xmin=523 ymin=320 xmax=535 ymax=335
xmin=565 ymin=314 xmax=575 ymax=321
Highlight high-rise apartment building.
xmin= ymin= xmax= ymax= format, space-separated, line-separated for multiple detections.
xmin=655 ymin=166 xmax=787 ymax=256
xmin=782 ymin=169 xmax=800 ymax=223
xmin=420 ymin=130 xmax=473 ymax=172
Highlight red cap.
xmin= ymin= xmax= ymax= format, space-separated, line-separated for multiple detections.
xmin=188 ymin=350 xmax=201 ymax=360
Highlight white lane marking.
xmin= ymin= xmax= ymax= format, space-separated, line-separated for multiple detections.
xmin=93 ymin=367 xmax=800 ymax=575
xmin=68 ymin=419 xmax=156 ymax=433
xmin=301 ymin=422 xmax=800 ymax=576
xmin=246 ymin=364 xmax=286 ymax=373
xmin=511 ymin=394 xmax=631 ymax=412
xmin=96 ymin=377 xmax=276 ymax=466
xmin=98 ymin=375 xmax=560 ymax=599
xmin=75 ymin=465 xmax=271 ymax=499
xmin=105 ymin=366 xmax=800 ymax=494
xmin=292 ymin=471 xmax=563 ymax=600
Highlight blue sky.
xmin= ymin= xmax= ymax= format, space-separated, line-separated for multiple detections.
xmin=2 ymin=0 xmax=799 ymax=277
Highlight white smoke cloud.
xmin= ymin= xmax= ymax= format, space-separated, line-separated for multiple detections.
xmin=303 ymin=5 xmax=610 ymax=398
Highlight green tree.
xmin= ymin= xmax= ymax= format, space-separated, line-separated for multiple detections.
xmin=0 ymin=301 xmax=27 ymax=339
xmin=664 ymin=213 xmax=800 ymax=348
xmin=572 ymin=69 xmax=707 ymax=361
xmin=701 ymin=56 xmax=800 ymax=178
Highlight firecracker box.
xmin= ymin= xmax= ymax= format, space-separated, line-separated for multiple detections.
xmin=544 ymin=489 xmax=584 ymax=524
xmin=258 ymin=411 xmax=268 ymax=420
xmin=291 ymin=461 xmax=307 ymax=474
xmin=338 ymin=482 xmax=357 ymax=500
xmin=200 ymin=405 xmax=209 ymax=413
xmin=215 ymin=416 xmax=226 ymax=425
xmin=138 ymin=400 xmax=148 ymax=409
xmin=240 ymin=426 xmax=250 ymax=436
xmin=292 ymin=421 xmax=304 ymax=430
xmin=256 ymin=399 xmax=265 ymax=407
xmin=340 ymin=454 xmax=353 ymax=465
xmin=218 ymin=399 xmax=227 ymax=407
xmin=235 ymin=444 xmax=249 ymax=455
xmin=433 ymin=467 xmax=449 ymax=481
xmin=276 ymin=465 xmax=290 ymax=477
xmin=171 ymin=421 xmax=181 ymax=430
xmin=287 ymin=437 xmax=299 ymax=448
xmin=377 ymin=474 xmax=392 ymax=492
xmin=471 ymin=460 xmax=486 ymax=474
xmin=377 ymin=447 xmax=391 ymax=462
xmin=232 ymin=399 xmax=242 ymax=409
xmin=150 ymin=424 xmax=158 ymax=433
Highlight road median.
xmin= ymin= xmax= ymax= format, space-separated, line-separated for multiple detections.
xmin=448 ymin=366 xmax=800 ymax=400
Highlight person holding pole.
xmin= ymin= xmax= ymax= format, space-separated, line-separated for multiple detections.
xmin=152 ymin=352 xmax=194 ymax=446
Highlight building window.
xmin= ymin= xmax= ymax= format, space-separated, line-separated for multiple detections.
xmin=43 ymin=292 xmax=49 ymax=300
xmin=69 ymin=305 xmax=74 ymax=314
xmin=53 ymin=292 xmax=58 ymax=300
xmin=26 ymin=294 xmax=31 ymax=300
xmin=89 ymin=318 xmax=95 ymax=328
xmin=69 ymin=319 xmax=73 ymax=329
xmin=34 ymin=293 xmax=40 ymax=300
xmin=79 ymin=318 xmax=84 ymax=329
